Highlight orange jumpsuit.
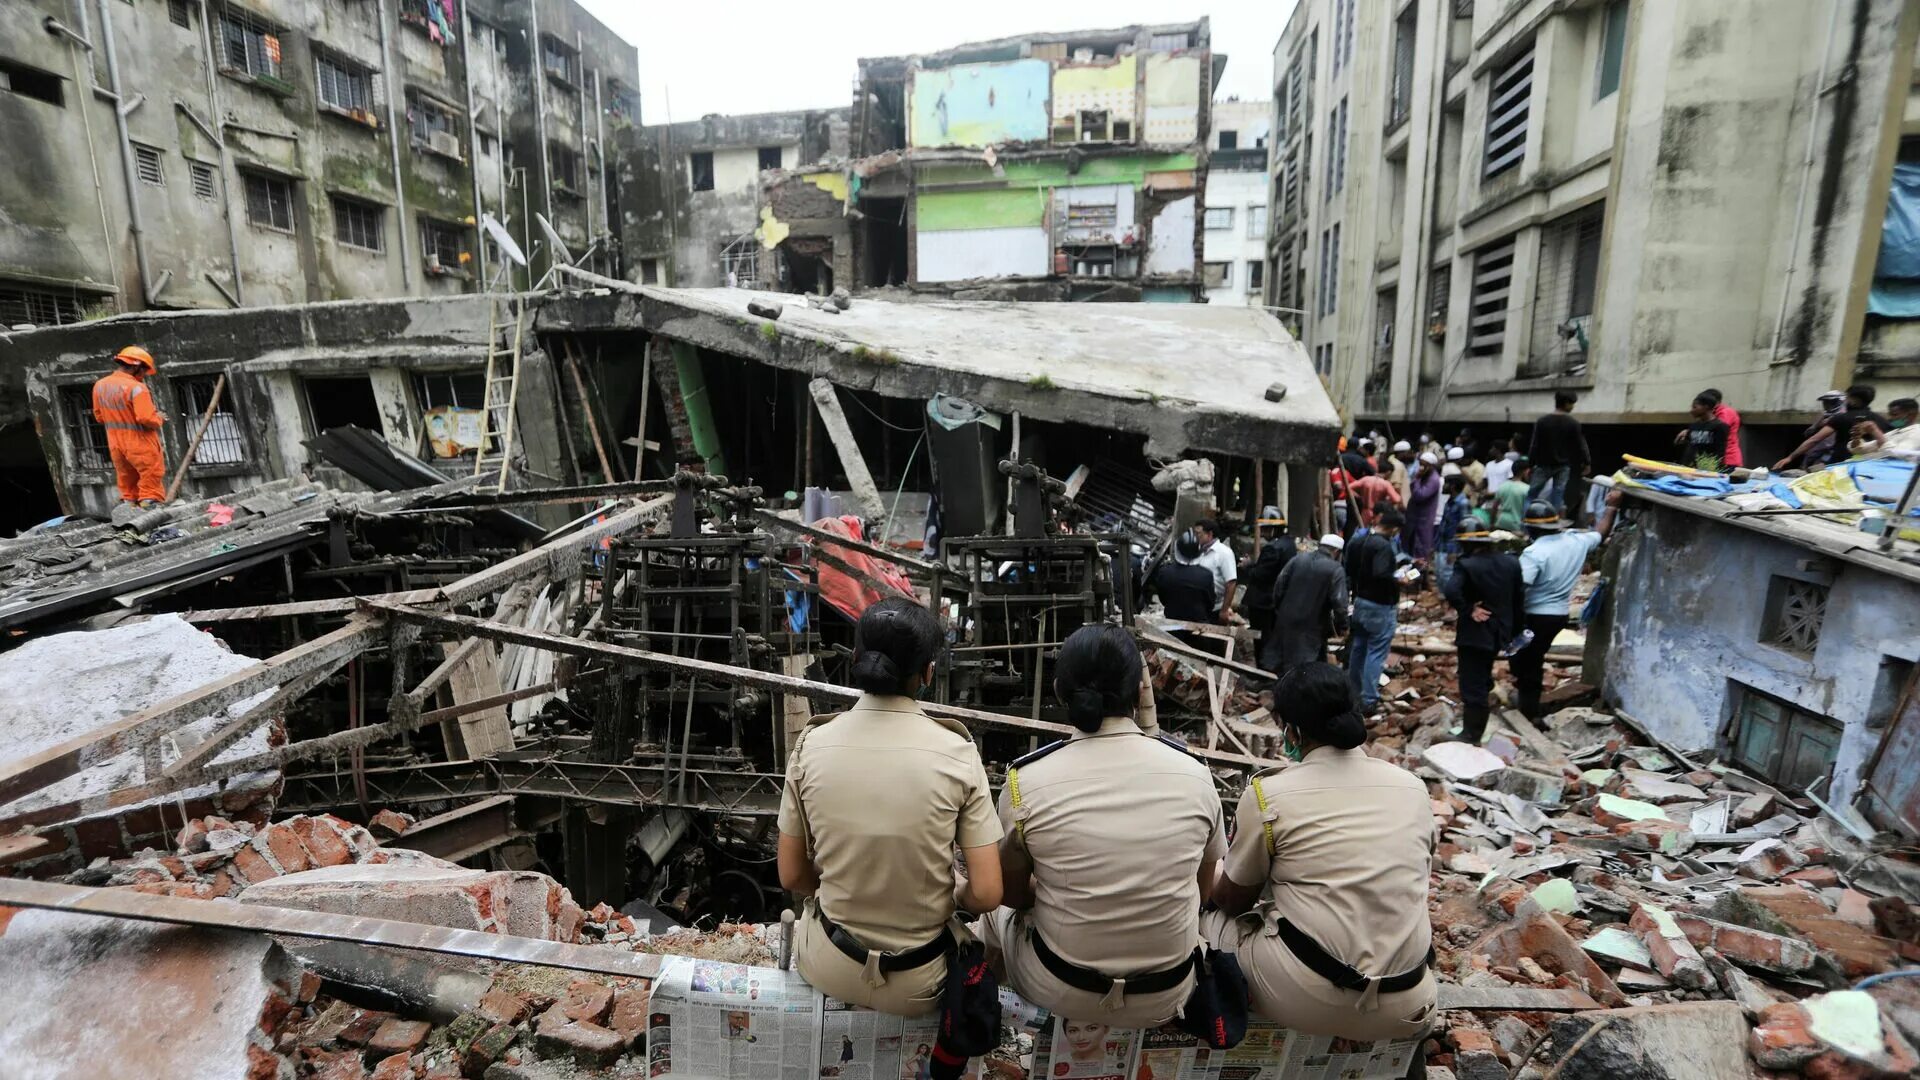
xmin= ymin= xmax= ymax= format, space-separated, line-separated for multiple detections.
xmin=92 ymin=369 xmax=167 ymax=503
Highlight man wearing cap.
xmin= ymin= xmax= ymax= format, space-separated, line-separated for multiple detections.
xmin=1264 ymin=534 xmax=1349 ymax=675
xmin=1175 ymin=518 xmax=1239 ymax=624
xmin=1513 ymin=497 xmax=1617 ymax=724
xmin=92 ymin=345 xmax=168 ymax=508
xmin=1239 ymin=509 xmax=1295 ymax=667
xmin=1404 ymin=453 xmax=1442 ymax=563
xmin=1384 ymin=440 xmax=1414 ymax=503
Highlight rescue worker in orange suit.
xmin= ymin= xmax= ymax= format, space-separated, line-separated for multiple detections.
xmin=93 ymin=346 xmax=168 ymax=507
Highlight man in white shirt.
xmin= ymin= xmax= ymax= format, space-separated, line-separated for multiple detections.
xmin=1484 ymin=449 xmax=1519 ymax=493
xmin=1174 ymin=519 xmax=1239 ymax=623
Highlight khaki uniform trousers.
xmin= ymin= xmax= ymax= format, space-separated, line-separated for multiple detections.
xmin=793 ymin=899 xmax=949 ymax=1016
xmin=1200 ymin=909 xmax=1436 ymax=1043
xmin=981 ymin=908 xmax=1193 ymax=1029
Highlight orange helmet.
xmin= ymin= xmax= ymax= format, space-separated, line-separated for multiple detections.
xmin=114 ymin=345 xmax=156 ymax=373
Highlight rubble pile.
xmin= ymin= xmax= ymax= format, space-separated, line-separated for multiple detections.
xmin=1387 ymin=699 xmax=1920 ymax=1079
xmin=79 ymin=811 xmax=418 ymax=899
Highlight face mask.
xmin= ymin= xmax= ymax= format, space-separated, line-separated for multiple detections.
xmin=1280 ymin=725 xmax=1305 ymax=762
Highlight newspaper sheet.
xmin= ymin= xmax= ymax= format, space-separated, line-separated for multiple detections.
xmin=648 ymin=957 xmax=819 ymax=1080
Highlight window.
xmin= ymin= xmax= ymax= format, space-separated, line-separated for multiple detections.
xmin=1317 ymin=224 xmax=1341 ymax=316
xmin=1427 ymin=264 xmax=1451 ymax=341
xmin=1389 ymin=6 xmax=1417 ymax=127
xmin=1596 ymin=0 xmax=1628 ymax=100
xmin=640 ymin=258 xmax=660 ymax=285
xmin=219 ymin=6 xmax=283 ymax=80
xmin=60 ymin=385 xmax=111 ymax=471
xmin=1204 ymin=206 xmax=1234 ymax=230
xmin=1078 ymin=109 xmax=1110 ymax=141
xmin=169 ymin=0 xmax=193 ymax=28
xmin=1527 ymin=204 xmax=1605 ymax=376
xmin=415 ymin=372 xmax=485 ymax=409
xmin=1761 ymin=576 xmax=1829 ymax=655
xmin=0 ymin=283 xmax=84 ymax=327
xmin=0 ymin=59 xmax=65 ymax=106
xmin=332 ymin=196 xmax=384 ymax=252
xmin=1218 ymin=129 xmax=1238 ymax=150
xmin=1247 ymin=260 xmax=1264 ymax=291
xmin=1203 ymin=262 xmax=1232 ymax=288
xmin=549 ymin=141 xmax=582 ymax=193
xmin=1331 ymin=0 xmax=1355 ymax=77
xmin=243 ymin=172 xmax=295 ymax=231
xmin=1466 ymin=237 xmax=1515 ymax=357
xmin=420 ymin=218 xmax=467 ymax=272
xmin=721 ymin=235 xmax=759 ymax=286
xmin=1314 ymin=342 xmax=1333 ymax=376
xmin=758 ymin=146 xmax=783 ymax=171
xmin=175 ymin=374 xmax=246 ymax=466
xmin=134 ymin=145 xmax=164 ymax=186
xmin=408 ymin=91 xmax=461 ymax=156
xmin=541 ymin=35 xmax=578 ymax=84
xmin=316 ymin=51 xmax=376 ymax=115
xmin=1282 ymin=154 xmax=1299 ymax=219
xmin=689 ymin=151 xmax=714 ymax=192
xmin=190 ymin=161 xmax=217 ymax=200
xmin=1726 ymin=687 xmax=1842 ymax=793
xmin=1246 ymin=204 xmax=1268 ymax=239
xmin=1324 ymin=98 xmax=1348 ymax=201
xmin=1484 ymin=45 xmax=1534 ymax=179
xmin=1149 ymin=32 xmax=1190 ymax=51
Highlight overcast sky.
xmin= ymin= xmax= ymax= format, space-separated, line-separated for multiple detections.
xmin=576 ymin=1 xmax=1298 ymax=126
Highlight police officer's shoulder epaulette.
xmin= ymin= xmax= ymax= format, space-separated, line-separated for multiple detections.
xmin=1251 ymin=763 xmax=1290 ymax=779
xmin=1153 ymin=732 xmax=1202 ymax=758
xmin=1010 ymin=739 xmax=1068 ymax=768
xmin=804 ymin=711 xmax=844 ymax=728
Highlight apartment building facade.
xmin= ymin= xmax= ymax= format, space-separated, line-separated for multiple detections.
xmin=1202 ymin=98 xmax=1271 ymax=306
xmin=760 ymin=21 xmax=1221 ymax=301
xmin=1269 ymin=0 xmax=1920 ymax=453
xmin=0 ymin=0 xmax=638 ymax=323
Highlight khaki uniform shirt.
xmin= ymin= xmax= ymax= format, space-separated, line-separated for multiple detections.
xmin=1001 ymin=717 xmax=1226 ymax=975
xmin=778 ymin=694 xmax=1001 ymax=953
xmin=1223 ymin=747 xmax=1434 ymax=977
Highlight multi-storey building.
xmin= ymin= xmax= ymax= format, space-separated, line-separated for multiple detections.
xmin=620 ymin=108 xmax=850 ymax=289
xmin=760 ymin=20 xmax=1221 ymax=301
xmin=0 ymin=0 xmax=638 ymax=321
xmin=1201 ymin=98 xmax=1271 ymax=306
xmin=1268 ymin=0 xmax=1920 ymax=455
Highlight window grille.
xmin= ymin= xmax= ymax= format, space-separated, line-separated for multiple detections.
xmin=0 ymin=284 xmax=84 ymax=326
xmin=219 ymin=6 xmax=282 ymax=80
xmin=1525 ymin=205 xmax=1604 ymax=377
xmin=177 ymin=375 xmax=246 ymax=466
xmin=1484 ymin=45 xmax=1533 ymax=179
xmin=1466 ymin=237 xmax=1515 ymax=357
xmin=243 ymin=172 xmax=295 ymax=231
xmin=60 ymin=385 xmax=110 ymax=470
xmin=190 ymin=161 xmax=217 ymax=200
xmin=316 ymin=52 xmax=376 ymax=114
xmin=333 ymin=197 xmax=384 ymax=252
xmin=134 ymin=145 xmax=164 ymax=186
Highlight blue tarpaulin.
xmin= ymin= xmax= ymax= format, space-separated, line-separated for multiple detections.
xmin=1869 ymin=162 xmax=1920 ymax=318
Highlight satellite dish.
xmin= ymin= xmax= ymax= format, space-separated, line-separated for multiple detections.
xmin=534 ymin=213 xmax=575 ymax=267
xmin=480 ymin=213 xmax=526 ymax=267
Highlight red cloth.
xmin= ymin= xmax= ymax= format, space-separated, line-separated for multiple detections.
xmin=808 ymin=516 xmax=914 ymax=621
xmin=1714 ymin=402 xmax=1744 ymax=468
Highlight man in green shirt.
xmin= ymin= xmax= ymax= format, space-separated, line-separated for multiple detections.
xmin=1494 ymin=458 xmax=1532 ymax=532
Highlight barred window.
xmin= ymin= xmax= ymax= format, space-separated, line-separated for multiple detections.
xmin=541 ymin=35 xmax=578 ymax=84
xmin=548 ymin=140 xmax=582 ymax=192
xmin=316 ymin=52 xmax=376 ymax=114
xmin=0 ymin=283 xmax=85 ymax=327
xmin=721 ymin=235 xmax=759 ymax=286
xmin=219 ymin=6 xmax=283 ymax=80
xmin=176 ymin=374 xmax=247 ymax=467
xmin=1525 ymin=204 xmax=1604 ymax=377
xmin=60 ymin=385 xmax=111 ymax=471
xmin=243 ymin=172 xmax=295 ymax=231
xmin=332 ymin=196 xmax=384 ymax=252
xmin=420 ymin=218 xmax=467 ymax=271
xmin=169 ymin=0 xmax=192 ymax=29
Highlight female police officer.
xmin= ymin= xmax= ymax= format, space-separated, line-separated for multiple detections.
xmin=980 ymin=625 xmax=1225 ymax=1028
xmin=1202 ymin=662 xmax=1436 ymax=1041
xmin=777 ymin=598 xmax=1003 ymax=1015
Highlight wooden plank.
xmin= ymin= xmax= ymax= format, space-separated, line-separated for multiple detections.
xmin=159 ymin=659 xmax=347 ymax=780
xmin=439 ymin=494 xmax=672 ymax=605
xmin=0 ymin=617 xmax=385 ymax=811
xmin=445 ymin=642 xmax=514 ymax=758
xmin=807 ymin=378 xmax=885 ymax=518
xmin=1436 ymin=985 xmax=1602 ymax=1012
xmin=183 ymin=591 xmax=441 ymax=622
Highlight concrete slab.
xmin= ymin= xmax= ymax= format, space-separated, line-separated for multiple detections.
xmin=1423 ymin=742 xmax=1507 ymax=781
xmin=1542 ymin=1002 xmax=1750 ymax=1079
xmin=0 ymin=905 xmax=302 ymax=1079
xmin=240 ymin=863 xmax=586 ymax=942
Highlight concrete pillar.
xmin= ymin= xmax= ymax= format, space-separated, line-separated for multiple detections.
xmin=1286 ymin=463 xmax=1320 ymax=538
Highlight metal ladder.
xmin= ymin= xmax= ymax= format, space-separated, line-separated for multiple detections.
xmin=474 ymin=292 xmax=525 ymax=492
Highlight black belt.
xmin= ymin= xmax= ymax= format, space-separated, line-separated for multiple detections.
xmin=815 ymin=907 xmax=950 ymax=973
xmin=1030 ymin=927 xmax=1194 ymax=996
xmin=1274 ymin=916 xmax=1433 ymax=995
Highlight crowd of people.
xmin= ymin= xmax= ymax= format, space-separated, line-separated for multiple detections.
xmin=778 ymin=602 xmax=1438 ymax=1071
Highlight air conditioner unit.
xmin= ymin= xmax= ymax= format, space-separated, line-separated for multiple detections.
xmin=428 ymin=130 xmax=462 ymax=158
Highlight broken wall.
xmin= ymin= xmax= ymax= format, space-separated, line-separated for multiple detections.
xmin=1603 ymin=503 xmax=1920 ymax=809
xmin=907 ymin=60 xmax=1053 ymax=148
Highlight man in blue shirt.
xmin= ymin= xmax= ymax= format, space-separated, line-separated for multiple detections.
xmin=1513 ymin=497 xmax=1616 ymax=724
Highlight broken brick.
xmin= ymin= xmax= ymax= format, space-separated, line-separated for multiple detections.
xmin=1731 ymin=793 xmax=1777 ymax=829
xmin=366 ymin=1019 xmax=431 ymax=1057
xmin=461 ymin=1022 xmax=518 ymax=1076
xmin=1749 ymin=1002 xmax=1826 ymax=1070
xmin=368 ymin=810 xmax=413 ymax=839
xmin=1870 ymin=896 xmax=1918 ymax=942
xmin=477 ymin=989 xmax=531 ymax=1026
xmin=1736 ymin=839 xmax=1808 ymax=881
xmin=609 ymin=986 xmax=650 ymax=1047
xmin=560 ymin=979 xmax=613 ymax=1025
xmin=1784 ymin=866 xmax=1841 ymax=889
xmin=230 ymin=844 xmax=278 ymax=885
xmin=1613 ymin=818 xmax=1695 ymax=855
xmin=260 ymin=826 xmax=309 ymax=876
xmin=370 ymin=1052 xmax=415 ymax=1080
xmin=535 ymin=1021 xmax=625 ymax=1069
xmin=338 ymin=1010 xmax=390 ymax=1048
xmin=291 ymin=816 xmax=354 ymax=869
xmin=1629 ymin=903 xmax=1712 ymax=990
xmin=1668 ymin=911 xmax=1817 ymax=975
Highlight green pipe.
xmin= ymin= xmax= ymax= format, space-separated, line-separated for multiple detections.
xmin=670 ymin=340 xmax=730 ymax=478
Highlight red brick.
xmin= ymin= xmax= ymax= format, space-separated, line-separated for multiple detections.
xmin=560 ymin=980 xmax=613 ymax=1025
xmin=368 ymin=810 xmax=413 ymax=839
xmin=338 ymin=1010 xmax=390 ymax=1047
xmin=256 ymin=988 xmax=297 ymax=1035
xmin=609 ymin=985 xmax=650 ymax=1047
xmin=298 ymin=971 xmax=324 ymax=1004
xmin=246 ymin=1044 xmax=285 ymax=1080
xmin=292 ymin=816 xmax=354 ymax=868
xmin=309 ymin=1048 xmax=370 ymax=1080
xmin=367 ymin=1019 xmax=431 ymax=1057
xmin=231 ymin=844 xmax=278 ymax=885
xmin=370 ymin=1053 xmax=415 ymax=1080
xmin=260 ymin=827 xmax=309 ymax=875
xmin=1669 ymin=912 xmax=1817 ymax=975
xmin=1784 ymin=866 xmax=1841 ymax=889
xmin=536 ymin=1021 xmax=626 ymax=1070
xmin=477 ymin=989 xmax=531 ymax=1026
xmin=70 ymin=816 xmax=126 ymax=858
xmin=1448 ymin=1028 xmax=1498 ymax=1055
xmin=176 ymin=819 xmax=212 ymax=854
xmin=1749 ymin=1002 xmax=1822 ymax=1071
xmin=461 ymin=1022 xmax=519 ymax=1076
xmin=207 ymin=870 xmax=237 ymax=897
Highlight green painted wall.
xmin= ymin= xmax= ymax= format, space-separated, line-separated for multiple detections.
xmin=917 ymin=153 xmax=1199 ymax=191
xmin=915 ymin=188 xmax=1047 ymax=231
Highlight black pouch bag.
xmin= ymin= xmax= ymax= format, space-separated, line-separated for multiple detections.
xmin=1177 ymin=946 xmax=1250 ymax=1050
xmin=930 ymin=938 xmax=1000 ymax=1079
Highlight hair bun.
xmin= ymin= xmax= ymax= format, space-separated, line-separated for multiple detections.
xmin=1325 ymin=709 xmax=1368 ymax=750
xmin=1067 ymin=687 xmax=1107 ymax=728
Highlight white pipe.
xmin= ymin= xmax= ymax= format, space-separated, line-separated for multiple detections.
xmin=578 ymin=30 xmax=594 ymax=263
xmin=461 ymin=5 xmax=488 ymax=288
xmin=1769 ymin=0 xmax=1843 ymax=364
xmin=529 ymin=0 xmax=556 ymax=277
xmin=59 ymin=2 xmax=118 ymax=299
xmin=196 ymin=0 xmax=243 ymax=305
xmin=95 ymin=0 xmax=155 ymax=305
xmin=375 ymin=0 xmax=413 ymax=290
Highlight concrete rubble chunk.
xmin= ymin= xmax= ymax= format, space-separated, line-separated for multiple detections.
xmin=1701 ymin=948 xmax=1780 ymax=1018
xmin=239 ymin=863 xmax=585 ymax=941
xmin=1668 ymin=910 xmax=1818 ymax=975
xmin=1629 ymin=903 xmax=1713 ymax=990
xmin=1495 ymin=766 xmax=1566 ymax=805
xmin=1580 ymin=926 xmax=1654 ymax=970
xmin=1531 ymin=878 xmax=1580 ymax=914
xmin=1617 ymin=768 xmax=1707 ymax=804
xmin=1592 ymin=793 xmax=1672 ymax=827
xmin=1804 ymin=989 xmax=1920 ymax=1074
xmin=1544 ymin=1001 xmax=1750 ymax=1079
xmin=1423 ymin=741 xmax=1507 ymax=781
xmin=1735 ymin=838 xmax=1809 ymax=880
